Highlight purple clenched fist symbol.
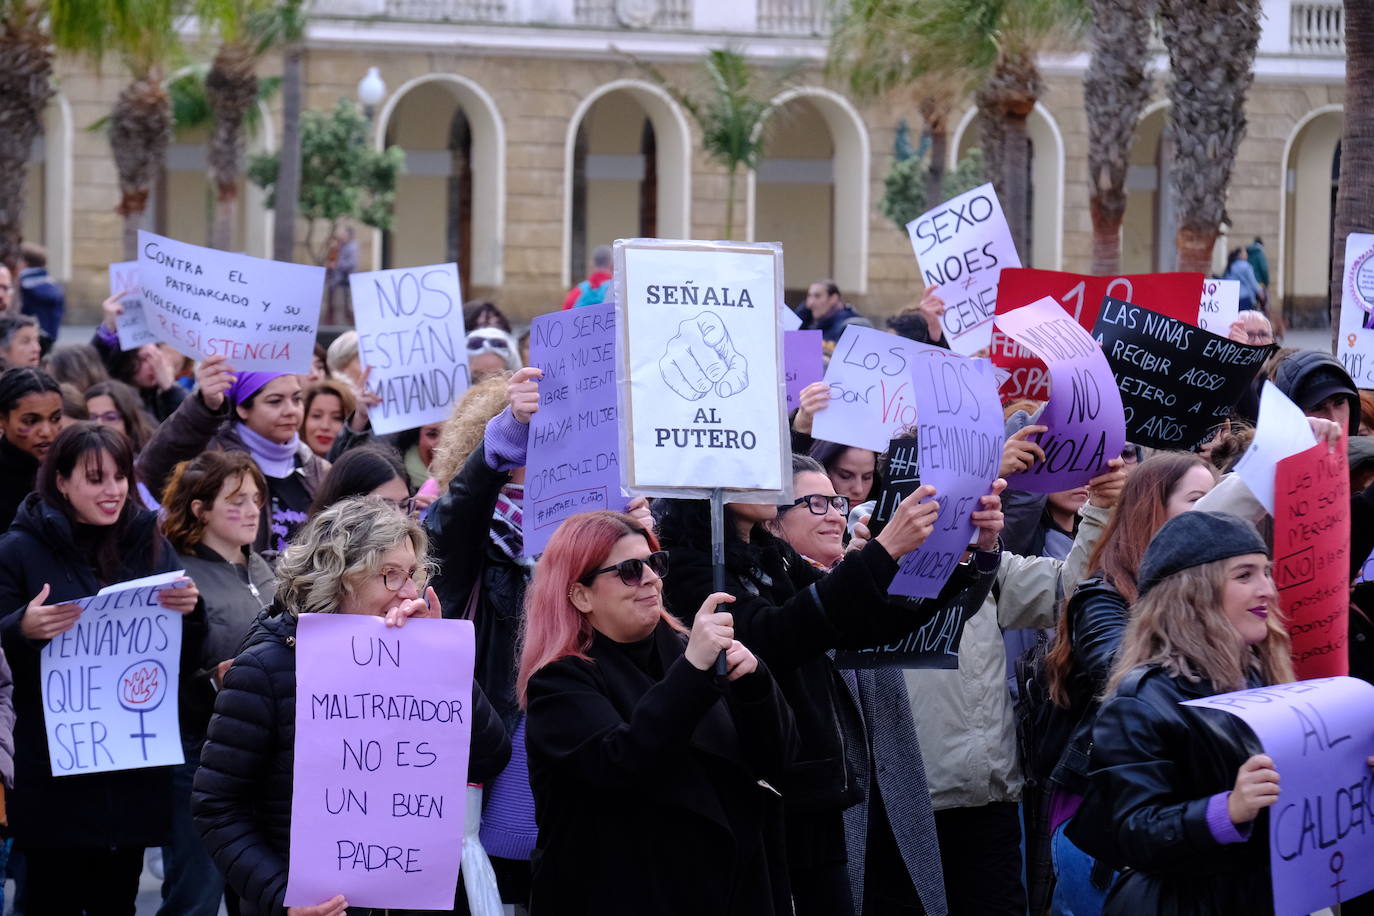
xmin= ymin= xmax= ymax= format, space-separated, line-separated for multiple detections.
xmin=658 ymin=311 xmax=750 ymax=400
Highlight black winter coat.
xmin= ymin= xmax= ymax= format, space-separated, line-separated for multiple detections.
xmin=192 ymin=606 xmax=511 ymax=916
xmin=525 ymin=622 xmax=798 ymax=916
xmin=660 ymin=529 xmax=986 ymax=868
xmin=426 ymin=445 xmax=528 ymax=731
xmin=1049 ymin=577 xmax=1128 ymax=795
xmin=1067 ymin=665 xmax=1271 ymax=915
xmin=0 ymin=437 xmax=39 ymax=532
xmin=0 ymin=496 xmax=206 ymax=848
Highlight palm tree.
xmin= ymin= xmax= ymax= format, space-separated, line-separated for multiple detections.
xmin=52 ymin=0 xmax=184 ymax=260
xmin=266 ymin=0 xmax=305 ymax=262
xmin=0 ymin=0 xmax=55 ymax=268
xmin=1156 ymin=0 xmax=1262 ymax=274
xmin=1330 ymin=0 xmax=1372 ymax=342
xmin=628 ymin=47 xmax=785 ymax=238
xmin=1083 ymin=0 xmax=1155 ymax=275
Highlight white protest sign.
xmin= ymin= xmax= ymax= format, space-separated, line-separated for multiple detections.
xmin=108 ymin=262 xmax=157 ymax=350
xmin=136 ymin=230 xmax=323 ymax=373
xmin=1337 ymin=232 xmax=1374 ymax=388
xmin=811 ymin=324 xmax=948 ymax=452
xmin=1182 ymin=677 xmax=1374 ymax=916
xmin=906 ymin=182 xmax=1022 ymax=355
xmin=40 ymin=570 xmax=186 ymax=776
xmin=350 ymin=264 xmax=469 ymax=436
xmin=780 ymin=305 xmax=803 ymax=331
xmin=1196 ymin=278 xmax=1241 ymax=335
xmin=1233 ymin=381 xmax=1318 ymax=515
xmin=615 ymin=239 xmax=790 ymax=501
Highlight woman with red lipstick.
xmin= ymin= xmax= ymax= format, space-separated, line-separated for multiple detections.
xmin=1067 ymin=512 xmax=1299 ymax=914
xmin=0 ymin=422 xmax=204 ymax=913
xmin=300 ymin=379 xmax=353 ymax=459
xmin=0 ymin=367 xmax=63 ymax=531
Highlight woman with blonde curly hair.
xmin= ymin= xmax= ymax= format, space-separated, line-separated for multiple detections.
xmin=192 ymin=496 xmax=510 ymax=916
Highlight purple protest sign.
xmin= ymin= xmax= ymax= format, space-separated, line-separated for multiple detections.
xmin=784 ymin=330 xmax=823 ymax=411
xmin=525 ymin=302 xmax=627 ymax=556
xmin=890 ymin=352 xmax=1003 ymax=598
xmin=286 ymin=614 xmax=475 ymax=910
xmin=1182 ymin=677 xmax=1374 ymax=916
xmin=995 ymin=296 xmax=1125 ymax=493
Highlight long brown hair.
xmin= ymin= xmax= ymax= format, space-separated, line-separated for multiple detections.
xmin=1103 ymin=558 xmax=1294 ymax=696
xmin=1044 ymin=451 xmax=1214 ymax=707
xmin=160 ymin=451 xmax=267 ymax=554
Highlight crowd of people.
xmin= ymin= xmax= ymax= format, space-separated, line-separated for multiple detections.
xmin=0 ymin=257 xmax=1366 ymax=916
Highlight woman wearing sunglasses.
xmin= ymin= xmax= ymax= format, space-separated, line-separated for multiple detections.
xmin=518 ymin=509 xmax=798 ymax=916
xmin=193 ymin=496 xmax=510 ymax=916
xmin=466 ymin=328 xmax=522 ymax=380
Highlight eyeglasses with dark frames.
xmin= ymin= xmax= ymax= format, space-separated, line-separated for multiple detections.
xmin=783 ymin=494 xmax=851 ymax=517
xmin=581 ymin=550 xmax=669 ymax=587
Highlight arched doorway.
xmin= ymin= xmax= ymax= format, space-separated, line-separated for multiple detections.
xmin=951 ymin=102 xmax=1064 ymax=272
xmin=562 ymin=80 xmax=691 ymax=287
xmin=1279 ymin=106 xmax=1342 ymax=314
xmin=1120 ymin=102 xmax=1174 ymax=274
xmin=22 ymin=94 xmax=73 ymax=280
xmin=748 ymin=87 xmax=869 ymax=303
xmin=376 ymin=75 xmax=505 ymax=288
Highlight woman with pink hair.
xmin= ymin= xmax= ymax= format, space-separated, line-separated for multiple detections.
xmin=518 ymin=510 xmax=798 ymax=915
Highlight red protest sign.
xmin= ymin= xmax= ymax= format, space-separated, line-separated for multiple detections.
xmin=992 ymin=268 xmax=1204 ymax=400
xmin=1273 ymin=439 xmax=1350 ymax=678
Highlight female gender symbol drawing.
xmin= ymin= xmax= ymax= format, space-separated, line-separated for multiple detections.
xmin=119 ymin=659 xmax=169 ymax=760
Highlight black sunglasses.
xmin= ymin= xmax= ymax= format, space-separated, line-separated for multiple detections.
xmin=581 ymin=550 xmax=669 ymax=586
xmin=783 ymin=494 xmax=851 ymax=516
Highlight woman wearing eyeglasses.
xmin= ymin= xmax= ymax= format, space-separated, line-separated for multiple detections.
xmin=193 ymin=496 xmax=510 ymax=916
xmin=519 ymin=509 xmax=798 ymax=916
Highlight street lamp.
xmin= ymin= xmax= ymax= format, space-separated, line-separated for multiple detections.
xmin=357 ymin=67 xmax=387 ymax=122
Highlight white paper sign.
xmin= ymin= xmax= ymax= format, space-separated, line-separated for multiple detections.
xmin=780 ymin=305 xmax=803 ymax=331
xmin=615 ymin=240 xmax=789 ymax=500
xmin=906 ymin=182 xmax=1022 ymax=355
xmin=1196 ymin=278 xmax=1241 ymax=335
xmin=1233 ymin=381 xmax=1318 ymax=515
xmin=39 ymin=570 xmax=186 ymax=776
xmin=1337 ymin=232 xmax=1374 ymax=388
xmin=108 ymin=262 xmax=157 ymax=350
xmin=350 ymin=264 xmax=469 ymax=436
xmin=136 ymin=230 xmax=323 ymax=373
xmin=811 ymin=324 xmax=950 ymax=451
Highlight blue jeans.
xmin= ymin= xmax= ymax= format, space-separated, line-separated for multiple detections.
xmin=159 ymin=746 xmax=224 ymax=916
xmin=1050 ymin=821 xmax=1112 ymax=916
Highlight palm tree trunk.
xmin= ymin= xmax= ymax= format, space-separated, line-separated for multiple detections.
xmin=975 ymin=86 xmax=1006 ymax=207
xmin=110 ymin=75 xmax=173 ymax=261
xmin=1331 ymin=0 xmax=1374 ymax=346
xmin=1158 ymin=0 xmax=1261 ymax=277
xmin=982 ymin=52 xmax=1039 ymax=261
xmin=927 ymin=123 xmax=948 ymax=206
xmin=273 ymin=39 xmax=305 ymax=262
xmin=1002 ymin=111 xmax=1032 ymax=260
xmin=0 ymin=21 xmax=55 ymax=268
xmin=1086 ymin=0 xmax=1155 ymax=276
xmin=206 ymin=42 xmax=259 ymax=251
xmin=725 ymin=164 xmax=737 ymax=239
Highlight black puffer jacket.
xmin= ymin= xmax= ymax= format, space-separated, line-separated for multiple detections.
xmin=0 ymin=496 xmax=205 ymax=848
xmin=1048 ymin=576 xmax=1129 ymax=795
xmin=1067 ymin=665 xmax=1271 ymax=915
xmin=0 ymin=437 xmax=39 ymax=532
xmin=192 ymin=605 xmax=511 ymax=915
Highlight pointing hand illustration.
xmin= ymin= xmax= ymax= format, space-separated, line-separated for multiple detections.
xmin=659 ymin=311 xmax=749 ymax=401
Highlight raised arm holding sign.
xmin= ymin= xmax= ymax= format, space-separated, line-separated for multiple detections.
xmin=107 ymin=262 xmax=156 ymax=350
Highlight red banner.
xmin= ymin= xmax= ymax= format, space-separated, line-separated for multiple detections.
xmin=993 ymin=268 xmax=1204 ymax=400
xmin=1274 ymin=439 xmax=1350 ymax=678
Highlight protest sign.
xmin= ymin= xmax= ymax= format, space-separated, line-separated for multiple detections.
xmin=1336 ymin=232 xmax=1374 ymax=387
xmin=993 ymin=268 xmax=1204 ymax=400
xmin=995 ymin=297 xmax=1126 ymax=492
xmin=136 ymin=230 xmax=323 ymax=373
xmin=780 ymin=305 xmax=803 ymax=332
xmin=614 ymin=239 xmax=790 ymax=501
xmin=1275 ymin=440 xmax=1350 ymax=678
xmin=1196 ymin=278 xmax=1241 ymax=336
xmin=525 ymin=302 xmax=627 ymax=556
xmin=350 ymin=264 xmax=468 ymax=436
xmin=886 ymin=351 xmax=1002 ymax=598
xmin=1182 ymin=677 xmax=1374 ymax=916
xmin=108 ymin=261 xmax=156 ymax=350
xmin=286 ymin=614 xmax=475 ymax=910
xmin=784 ymin=330 xmax=824 ymax=412
xmin=869 ymin=437 xmax=921 ymax=537
xmin=40 ymin=570 xmax=186 ymax=776
xmin=835 ymin=573 xmax=994 ymax=669
xmin=1233 ymin=382 xmax=1318 ymax=515
xmin=906 ymin=183 xmax=1021 ymax=355
xmin=811 ymin=324 xmax=948 ymax=452
xmin=1093 ymin=297 xmax=1271 ymax=450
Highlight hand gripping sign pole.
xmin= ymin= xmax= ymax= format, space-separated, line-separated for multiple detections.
xmin=613 ymin=238 xmax=794 ymax=677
